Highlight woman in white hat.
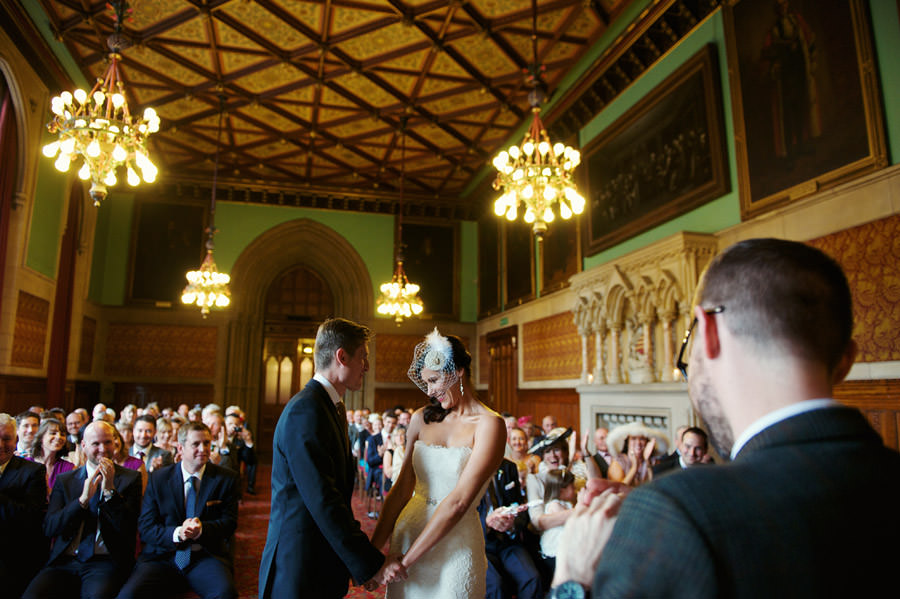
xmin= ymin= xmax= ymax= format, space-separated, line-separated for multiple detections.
xmin=606 ymin=421 xmax=669 ymax=487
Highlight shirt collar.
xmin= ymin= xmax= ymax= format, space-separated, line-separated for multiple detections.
xmin=730 ymin=398 xmax=841 ymax=459
xmin=314 ymin=372 xmax=342 ymax=406
xmin=180 ymin=462 xmax=207 ymax=483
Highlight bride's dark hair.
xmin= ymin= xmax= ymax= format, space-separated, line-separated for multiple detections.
xmin=422 ymin=335 xmax=472 ymax=424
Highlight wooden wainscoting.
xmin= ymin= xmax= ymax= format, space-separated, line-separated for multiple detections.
xmin=834 ymin=379 xmax=900 ymax=452
xmin=0 ymin=374 xmax=49 ymax=415
xmin=373 ymin=388 xmax=429 ymax=416
xmin=516 ymin=388 xmax=580 ymax=431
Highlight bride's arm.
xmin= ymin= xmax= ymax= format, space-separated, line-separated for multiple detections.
xmin=399 ymin=412 xmax=506 ymax=571
xmin=370 ymin=411 xmax=423 ymax=549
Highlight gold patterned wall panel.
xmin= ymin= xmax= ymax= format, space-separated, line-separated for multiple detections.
xmin=11 ymin=291 xmax=49 ymax=369
xmin=376 ymin=333 xmax=472 ymax=384
xmin=522 ymin=312 xmax=582 ymax=381
xmin=104 ymin=324 xmax=217 ymax=379
xmin=808 ymin=214 xmax=900 ymax=363
xmin=479 ymin=335 xmax=489 ymax=386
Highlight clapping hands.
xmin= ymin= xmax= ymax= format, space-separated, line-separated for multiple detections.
xmin=363 ymin=553 xmax=407 ymax=590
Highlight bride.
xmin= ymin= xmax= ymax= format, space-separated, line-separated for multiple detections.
xmin=369 ymin=328 xmax=506 ymax=597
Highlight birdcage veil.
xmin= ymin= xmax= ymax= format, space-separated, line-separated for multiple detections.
xmin=408 ymin=327 xmax=459 ymax=398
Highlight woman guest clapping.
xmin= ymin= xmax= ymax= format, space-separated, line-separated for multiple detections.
xmin=28 ymin=418 xmax=74 ymax=497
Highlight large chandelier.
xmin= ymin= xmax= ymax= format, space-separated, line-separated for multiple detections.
xmin=491 ymin=1 xmax=585 ymax=238
xmin=377 ymin=119 xmax=424 ymax=323
xmin=181 ymin=96 xmax=231 ymax=317
xmin=42 ymin=1 xmax=159 ymax=206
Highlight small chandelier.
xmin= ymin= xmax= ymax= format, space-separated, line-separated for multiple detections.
xmin=491 ymin=1 xmax=585 ymax=238
xmin=377 ymin=118 xmax=424 ymax=323
xmin=42 ymin=1 xmax=159 ymax=206
xmin=181 ymin=95 xmax=231 ymax=317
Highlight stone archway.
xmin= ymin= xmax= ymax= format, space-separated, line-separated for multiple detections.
xmin=222 ymin=218 xmax=373 ymax=418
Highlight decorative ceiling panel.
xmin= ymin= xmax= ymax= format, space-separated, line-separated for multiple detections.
xmin=36 ymin=0 xmax=615 ymax=215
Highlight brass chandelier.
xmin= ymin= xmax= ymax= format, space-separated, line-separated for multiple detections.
xmin=492 ymin=0 xmax=585 ymax=238
xmin=42 ymin=1 xmax=159 ymax=206
xmin=181 ymin=96 xmax=231 ymax=317
xmin=376 ymin=119 xmax=424 ymax=323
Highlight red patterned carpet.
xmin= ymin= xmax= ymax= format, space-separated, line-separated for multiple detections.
xmin=234 ymin=464 xmax=386 ymax=599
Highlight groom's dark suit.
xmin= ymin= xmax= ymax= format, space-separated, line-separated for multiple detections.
xmin=593 ymin=406 xmax=900 ymax=598
xmin=0 ymin=456 xmax=48 ymax=597
xmin=259 ymin=378 xmax=384 ymax=598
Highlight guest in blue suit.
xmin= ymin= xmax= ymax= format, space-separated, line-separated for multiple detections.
xmin=549 ymin=238 xmax=900 ymax=599
xmin=258 ymin=318 xmax=396 ymax=598
xmin=116 ymin=421 xmax=240 ymax=599
xmin=0 ymin=413 xmax=49 ymax=598
xmin=23 ymin=421 xmax=142 ymax=599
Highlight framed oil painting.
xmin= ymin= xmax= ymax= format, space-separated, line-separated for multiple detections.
xmin=582 ymin=45 xmax=729 ymax=256
xmin=504 ymin=220 xmax=535 ymax=306
xmin=129 ymin=200 xmax=206 ymax=305
xmin=401 ymin=221 xmax=458 ymax=319
xmin=724 ymin=0 xmax=887 ymax=218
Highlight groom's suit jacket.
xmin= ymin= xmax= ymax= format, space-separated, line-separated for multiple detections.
xmin=0 ymin=457 xmax=48 ymax=597
xmin=259 ymin=379 xmax=384 ymax=598
xmin=593 ymin=406 xmax=900 ymax=598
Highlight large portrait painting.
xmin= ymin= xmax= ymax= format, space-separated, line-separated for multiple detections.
xmin=401 ymin=221 xmax=458 ymax=319
xmin=724 ymin=0 xmax=887 ymax=218
xmin=129 ymin=200 xmax=206 ymax=305
xmin=582 ymin=45 xmax=728 ymax=256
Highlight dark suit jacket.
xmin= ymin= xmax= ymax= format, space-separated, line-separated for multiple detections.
xmin=650 ymin=451 xmax=680 ymax=477
xmin=131 ymin=445 xmax=174 ymax=471
xmin=258 ymin=379 xmax=384 ymax=598
xmin=478 ymin=459 xmax=530 ymax=554
xmin=137 ymin=461 xmax=240 ymax=565
xmin=0 ymin=457 xmax=48 ymax=596
xmin=44 ymin=463 xmax=142 ymax=570
xmin=365 ymin=432 xmax=384 ymax=469
xmin=593 ymin=406 xmax=900 ymax=598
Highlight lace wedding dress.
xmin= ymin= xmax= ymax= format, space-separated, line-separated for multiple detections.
xmin=387 ymin=441 xmax=486 ymax=598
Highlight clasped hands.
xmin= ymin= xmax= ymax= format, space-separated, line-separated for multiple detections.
xmin=362 ymin=553 xmax=407 ymax=591
xmin=79 ymin=457 xmax=115 ymax=507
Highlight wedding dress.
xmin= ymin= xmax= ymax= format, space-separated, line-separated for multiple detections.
xmin=387 ymin=441 xmax=486 ymax=598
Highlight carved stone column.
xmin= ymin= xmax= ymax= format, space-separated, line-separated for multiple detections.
xmin=593 ymin=321 xmax=607 ymax=384
xmin=640 ymin=315 xmax=656 ymax=382
xmin=659 ymin=310 xmax=676 ymax=381
xmin=607 ymin=321 xmax=622 ymax=384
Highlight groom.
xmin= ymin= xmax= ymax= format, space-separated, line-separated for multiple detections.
xmin=259 ymin=318 xmax=400 ymax=597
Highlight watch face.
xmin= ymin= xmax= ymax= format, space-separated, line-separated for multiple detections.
xmin=555 ymin=580 xmax=586 ymax=599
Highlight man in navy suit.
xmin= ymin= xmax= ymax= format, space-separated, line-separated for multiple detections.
xmin=550 ymin=239 xmax=900 ymax=599
xmin=0 ymin=413 xmax=49 ymax=597
xmin=116 ymin=421 xmax=240 ymax=599
xmin=23 ymin=421 xmax=142 ymax=599
xmin=259 ymin=318 xmax=399 ymax=598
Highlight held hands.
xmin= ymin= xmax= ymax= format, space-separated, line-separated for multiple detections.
xmin=96 ymin=457 xmax=115 ymax=492
xmin=553 ymin=489 xmax=626 ymax=588
xmin=486 ymin=507 xmax=519 ymax=533
xmin=79 ymin=465 xmax=104 ymax=507
xmin=149 ymin=455 xmax=164 ymax=471
xmin=363 ymin=553 xmax=408 ymax=590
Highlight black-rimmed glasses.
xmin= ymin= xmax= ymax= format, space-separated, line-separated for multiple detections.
xmin=676 ymin=306 xmax=725 ymax=381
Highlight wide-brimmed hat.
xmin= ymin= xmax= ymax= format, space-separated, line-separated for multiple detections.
xmin=528 ymin=427 xmax=573 ymax=455
xmin=606 ymin=422 xmax=669 ymax=458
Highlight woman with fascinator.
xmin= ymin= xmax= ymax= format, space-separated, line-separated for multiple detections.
xmin=368 ymin=328 xmax=506 ymax=598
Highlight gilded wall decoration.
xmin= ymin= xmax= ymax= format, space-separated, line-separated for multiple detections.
xmin=78 ymin=317 xmax=96 ymax=375
xmin=104 ymin=324 xmax=217 ymax=379
xmin=808 ymin=213 xmax=900 ymax=362
xmin=11 ymin=291 xmax=49 ymax=369
xmin=479 ymin=335 xmax=490 ymax=386
xmin=375 ymin=334 xmax=422 ymax=384
xmin=522 ymin=312 xmax=582 ymax=381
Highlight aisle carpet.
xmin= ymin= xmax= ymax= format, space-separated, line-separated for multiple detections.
xmin=233 ymin=464 xmax=385 ymax=599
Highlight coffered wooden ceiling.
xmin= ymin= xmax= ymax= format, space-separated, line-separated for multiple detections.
xmin=36 ymin=0 xmax=630 ymax=216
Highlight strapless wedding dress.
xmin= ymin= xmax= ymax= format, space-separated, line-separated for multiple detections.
xmin=387 ymin=441 xmax=486 ymax=598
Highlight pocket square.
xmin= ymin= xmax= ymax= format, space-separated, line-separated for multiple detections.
xmin=504 ymin=481 xmax=516 ymax=490
xmin=206 ymin=500 xmax=222 ymax=507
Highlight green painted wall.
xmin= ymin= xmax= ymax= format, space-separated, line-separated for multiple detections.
xmin=581 ymin=12 xmax=741 ymax=270
xmin=871 ymin=0 xmax=900 ymax=164
xmin=459 ymin=221 xmax=478 ymax=322
xmin=25 ymin=157 xmax=69 ymax=278
xmin=87 ymin=193 xmax=135 ymax=304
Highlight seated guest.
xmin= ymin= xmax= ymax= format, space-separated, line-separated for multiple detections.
xmin=582 ymin=426 xmax=611 ymax=479
xmin=508 ymin=426 xmax=541 ymax=484
xmin=653 ymin=426 xmax=710 ymax=477
xmin=116 ymin=422 xmax=240 ymax=599
xmin=91 ymin=403 xmax=107 ymax=422
xmin=479 ymin=457 xmax=542 ymax=599
xmin=606 ymin=421 xmax=669 ymax=487
xmin=113 ymin=427 xmax=147 ymax=492
xmin=526 ymin=428 xmax=578 ymax=533
xmin=364 ymin=414 xmax=384 ymax=516
xmin=23 ymin=421 xmax=142 ymax=599
xmin=15 ymin=411 xmax=40 ymax=458
xmin=115 ymin=420 xmax=135 ymax=455
xmin=382 ymin=426 xmax=407 ymax=493
xmin=0 ymin=413 xmax=48 ymax=598
xmin=131 ymin=414 xmax=173 ymax=473
xmin=155 ymin=417 xmax=177 ymax=456
xmin=225 ymin=411 xmax=258 ymax=494
xmin=65 ymin=411 xmax=83 ymax=453
xmin=28 ymin=417 xmax=75 ymax=497
xmin=204 ymin=411 xmax=239 ymax=472
xmin=538 ymin=469 xmax=577 ymax=575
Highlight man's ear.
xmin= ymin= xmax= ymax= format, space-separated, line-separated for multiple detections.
xmin=831 ymin=340 xmax=858 ymax=385
xmin=694 ymin=305 xmax=721 ymax=360
xmin=335 ymin=347 xmax=348 ymax=367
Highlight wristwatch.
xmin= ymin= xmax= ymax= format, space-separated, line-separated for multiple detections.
xmin=550 ymin=581 xmax=589 ymax=599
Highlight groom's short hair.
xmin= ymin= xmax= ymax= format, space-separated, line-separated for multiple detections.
xmin=315 ymin=318 xmax=372 ymax=371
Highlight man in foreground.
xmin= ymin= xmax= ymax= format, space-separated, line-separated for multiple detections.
xmin=116 ymin=422 xmax=240 ymax=598
xmin=551 ymin=238 xmax=900 ymax=598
